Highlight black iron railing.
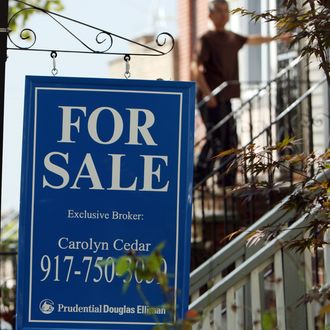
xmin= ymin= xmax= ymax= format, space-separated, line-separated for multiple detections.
xmin=191 ymin=57 xmax=328 ymax=269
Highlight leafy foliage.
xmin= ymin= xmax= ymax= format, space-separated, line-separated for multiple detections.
xmin=218 ymin=138 xmax=330 ymax=322
xmin=218 ymin=138 xmax=330 ymax=251
xmin=115 ymin=242 xmax=168 ymax=293
xmin=232 ymin=0 xmax=330 ymax=84
xmin=298 ymin=284 xmax=330 ymax=327
xmin=261 ymin=309 xmax=277 ymax=330
xmin=101 ymin=243 xmax=201 ymax=329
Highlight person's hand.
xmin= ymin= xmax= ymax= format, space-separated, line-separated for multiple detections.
xmin=206 ymin=95 xmax=217 ymax=108
xmin=277 ymin=32 xmax=293 ymax=45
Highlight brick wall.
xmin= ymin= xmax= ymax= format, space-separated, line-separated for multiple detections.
xmin=196 ymin=0 xmax=209 ymax=38
xmin=177 ymin=0 xmax=209 ymax=81
xmin=177 ymin=0 xmax=192 ymax=81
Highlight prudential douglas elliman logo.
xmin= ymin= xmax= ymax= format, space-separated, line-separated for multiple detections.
xmin=39 ymin=299 xmax=55 ymax=314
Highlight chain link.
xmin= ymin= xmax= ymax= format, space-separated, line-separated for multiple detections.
xmin=124 ymin=54 xmax=131 ymax=79
xmin=50 ymin=51 xmax=58 ymax=76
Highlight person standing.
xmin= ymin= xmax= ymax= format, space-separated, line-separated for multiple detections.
xmin=193 ymin=0 xmax=290 ymax=187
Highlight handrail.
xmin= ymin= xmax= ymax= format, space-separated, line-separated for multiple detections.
xmin=250 ymin=76 xmax=327 ymax=143
xmin=197 ymin=82 xmax=230 ymax=108
xmin=190 ymin=168 xmax=330 ymax=297
xmin=189 ymin=206 xmax=316 ymax=311
xmin=189 ymin=195 xmax=294 ymax=294
xmin=194 ymin=56 xmax=304 ymax=148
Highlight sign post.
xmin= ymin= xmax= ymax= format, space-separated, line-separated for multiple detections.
xmin=0 ymin=0 xmax=8 ymax=222
xmin=17 ymin=76 xmax=195 ymax=330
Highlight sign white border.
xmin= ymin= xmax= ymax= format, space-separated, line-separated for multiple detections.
xmin=28 ymin=87 xmax=183 ymax=325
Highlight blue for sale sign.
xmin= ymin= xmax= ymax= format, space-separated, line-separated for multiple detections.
xmin=17 ymin=76 xmax=195 ymax=329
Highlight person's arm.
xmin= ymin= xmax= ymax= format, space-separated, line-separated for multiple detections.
xmin=191 ymin=37 xmax=218 ymax=108
xmin=191 ymin=60 xmax=217 ymax=108
xmin=247 ymin=35 xmax=274 ymax=45
xmin=247 ymin=33 xmax=292 ymax=45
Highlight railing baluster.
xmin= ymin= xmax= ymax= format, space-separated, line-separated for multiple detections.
xmin=304 ymin=231 xmax=315 ymax=330
xmin=248 ymin=100 xmax=254 ymax=142
xmin=268 ymin=83 xmax=273 ymax=147
xmin=211 ymin=175 xmax=217 ymax=254
xmin=223 ymin=185 xmax=229 ymax=238
xmin=250 ymin=268 xmax=262 ymax=330
xmin=324 ymin=229 xmax=330 ymax=327
xmin=306 ymin=59 xmax=314 ymax=176
xmin=201 ymin=185 xmax=207 ymax=261
xmin=274 ymin=250 xmax=286 ymax=330
xmin=192 ymin=191 xmax=198 ymax=268
xmin=234 ymin=258 xmax=244 ymax=329
xmin=226 ymin=287 xmax=236 ymax=330
xmin=213 ymin=303 xmax=224 ymax=330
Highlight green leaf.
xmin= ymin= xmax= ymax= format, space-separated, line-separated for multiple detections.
xmin=154 ymin=241 xmax=165 ymax=252
xmin=215 ymin=148 xmax=241 ymax=158
xmin=146 ymin=254 xmax=162 ymax=274
xmin=116 ymin=256 xmax=131 ymax=276
xmin=157 ymin=273 xmax=168 ymax=287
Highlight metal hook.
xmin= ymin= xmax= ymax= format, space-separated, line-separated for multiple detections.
xmin=124 ymin=54 xmax=131 ymax=79
xmin=51 ymin=51 xmax=58 ymax=76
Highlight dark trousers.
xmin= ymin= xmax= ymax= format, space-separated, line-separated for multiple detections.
xmin=195 ymin=100 xmax=238 ymax=186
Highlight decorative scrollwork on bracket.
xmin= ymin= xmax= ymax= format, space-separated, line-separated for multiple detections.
xmin=155 ymin=32 xmax=174 ymax=54
xmin=94 ymin=32 xmax=113 ymax=53
xmin=7 ymin=0 xmax=175 ymax=57
xmin=8 ymin=7 xmax=37 ymax=49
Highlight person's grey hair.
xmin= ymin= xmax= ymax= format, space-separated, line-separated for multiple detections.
xmin=208 ymin=0 xmax=228 ymax=13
